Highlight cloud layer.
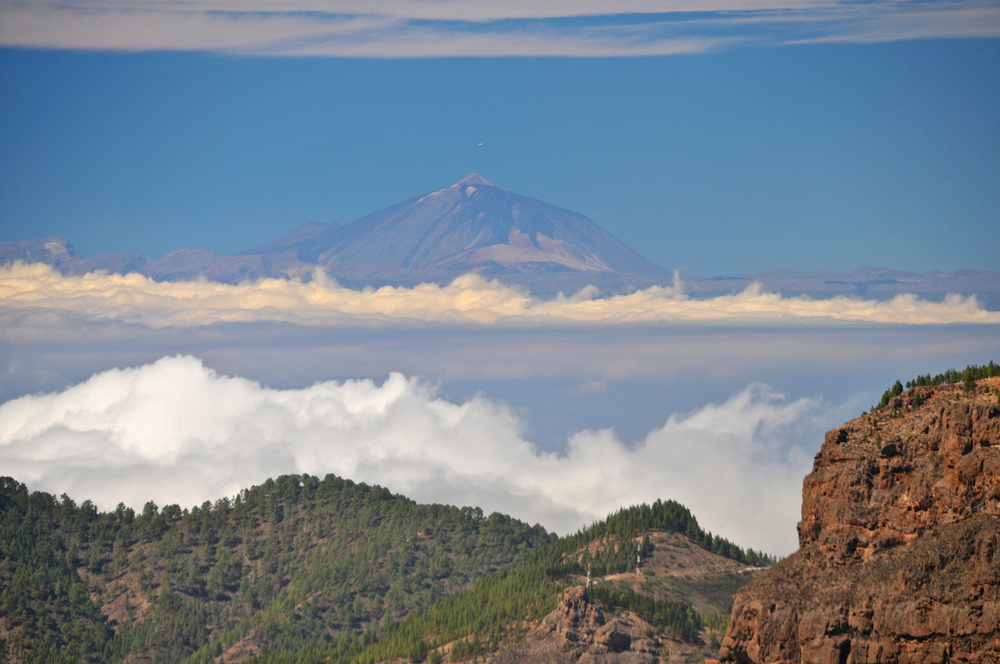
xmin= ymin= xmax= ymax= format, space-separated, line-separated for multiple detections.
xmin=3 ymin=263 xmax=998 ymax=327
xmin=2 ymin=0 xmax=997 ymax=55
xmin=0 ymin=355 xmax=816 ymax=553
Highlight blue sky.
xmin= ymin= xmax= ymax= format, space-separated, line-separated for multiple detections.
xmin=1 ymin=5 xmax=999 ymax=274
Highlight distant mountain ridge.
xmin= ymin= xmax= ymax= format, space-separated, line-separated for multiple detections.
xmin=243 ymin=174 xmax=667 ymax=283
xmin=3 ymin=174 xmax=1000 ymax=305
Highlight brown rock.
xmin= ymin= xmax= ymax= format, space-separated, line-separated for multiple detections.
xmin=489 ymin=587 xmax=704 ymax=664
xmin=720 ymin=379 xmax=1000 ymax=664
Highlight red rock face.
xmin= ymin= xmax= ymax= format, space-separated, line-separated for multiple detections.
xmin=720 ymin=379 xmax=1000 ymax=664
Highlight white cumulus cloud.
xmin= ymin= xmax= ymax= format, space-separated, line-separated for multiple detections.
xmin=0 ymin=355 xmax=817 ymax=554
xmin=2 ymin=262 xmax=998 ymax=326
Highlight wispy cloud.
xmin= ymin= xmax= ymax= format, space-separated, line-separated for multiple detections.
xmin=0 ymin=354 xmax=816 ymax=553
xmin=2 ymin=263 xmax=998 ymax=326
xmin=1 ymin=0 xmax=997 ymax=55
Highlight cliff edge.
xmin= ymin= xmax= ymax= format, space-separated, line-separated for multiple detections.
xmin=720 ymin=378 xmax=1000 ymax=663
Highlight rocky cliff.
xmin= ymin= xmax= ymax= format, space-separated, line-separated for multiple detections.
xmin=720 ymin=378 xmax=1000 ymax=663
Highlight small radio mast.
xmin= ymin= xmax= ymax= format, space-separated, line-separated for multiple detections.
xmin=636 ymin=541 xmax=641 ymax=575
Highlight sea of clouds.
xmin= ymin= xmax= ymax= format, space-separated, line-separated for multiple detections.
xmin=3 ymin=263 xmax=998 ymax=555
xmin=0 ymin=355 xmax=817 ymax=555
xmin=3 ymin=263 xmax=998 ymax=326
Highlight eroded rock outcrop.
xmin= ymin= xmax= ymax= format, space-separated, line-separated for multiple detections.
xmin=488 ymin=586 xmax=702 ymax=664
xmin=720 ymin=379 xmax=1000 ymax=664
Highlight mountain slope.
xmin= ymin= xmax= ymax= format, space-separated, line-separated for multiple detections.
xmin=0 ymin=474 xmax=770 ymax=664
xmin=243 ymin=500 xmax=772 ymax=664
xmin=243 ymin=174 xmax=668 ymax=285
xmin=0 ymin=175 xmax=670 ymax=292
xmin=0 ymin=474 xmax=552 ymax=664
xmin=5 ymin=179 xmax=1000 ymax=303
xmin=720 ymin=371 xmax=1000 ymax=663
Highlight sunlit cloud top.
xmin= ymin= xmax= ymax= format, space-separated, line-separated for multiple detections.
xmin=0 ymin=354 xmax=816 ymax=552
xmin=2 ymin=263 xmax=998 ymax=327
xmin=2 ymin=0 xmax=998 ymax=55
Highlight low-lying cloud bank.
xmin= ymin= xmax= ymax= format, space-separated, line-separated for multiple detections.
xmin=0 ymin=355 xmax=816 ymax=554
xmin=3 ymin=263 xmax=998 ymax=326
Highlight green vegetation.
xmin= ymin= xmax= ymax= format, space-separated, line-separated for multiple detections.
xmin=584 ymin=586 xmax=702 ymax=641
xmin=874 ymin=380 xmax=905 ymax=411
xmin=0 ymin=478 xmax=111 ymax=663
xmin=904 ymin=361 xmax=1000 ymax=390
xmin=647 ymin=570 xmax=753 ymax=617
xmin=871 ymin=361 xmax=999 ymax=412
xmin=0 ymin=474 xmax=551 ymax=663
xmin=557 ymin=501 xmax=778 ymax=570
xmin=239 ymin=499 xmax=771 ymax=663
xmin=1 ymin=476 xmax=769 ymax=663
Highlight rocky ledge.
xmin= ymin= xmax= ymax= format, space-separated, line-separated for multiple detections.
xmin=489 ymin=586 xmax=700 ymax=664
xmin=720 ymin=378 xmax=1000 ymax=664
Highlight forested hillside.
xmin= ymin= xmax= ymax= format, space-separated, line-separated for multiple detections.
xmin=0 ymin=474 xmax=551 ymax=663
xmin=0 ymin=474 xmax=770 ymax=663
xmin=245 ymin=498 xmax=768 ymax=664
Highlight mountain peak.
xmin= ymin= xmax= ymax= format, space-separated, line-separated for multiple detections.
xmin=245 ymin=173 xmax=667 ymax=283
xmin=455 ymin=173 xmax=494 ymax=187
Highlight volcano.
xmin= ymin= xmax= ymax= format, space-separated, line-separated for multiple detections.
xmin=9 ymin=175 xmax=998 ymax=303
xmin=242 ymin=174 xmax=667 ymax=287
